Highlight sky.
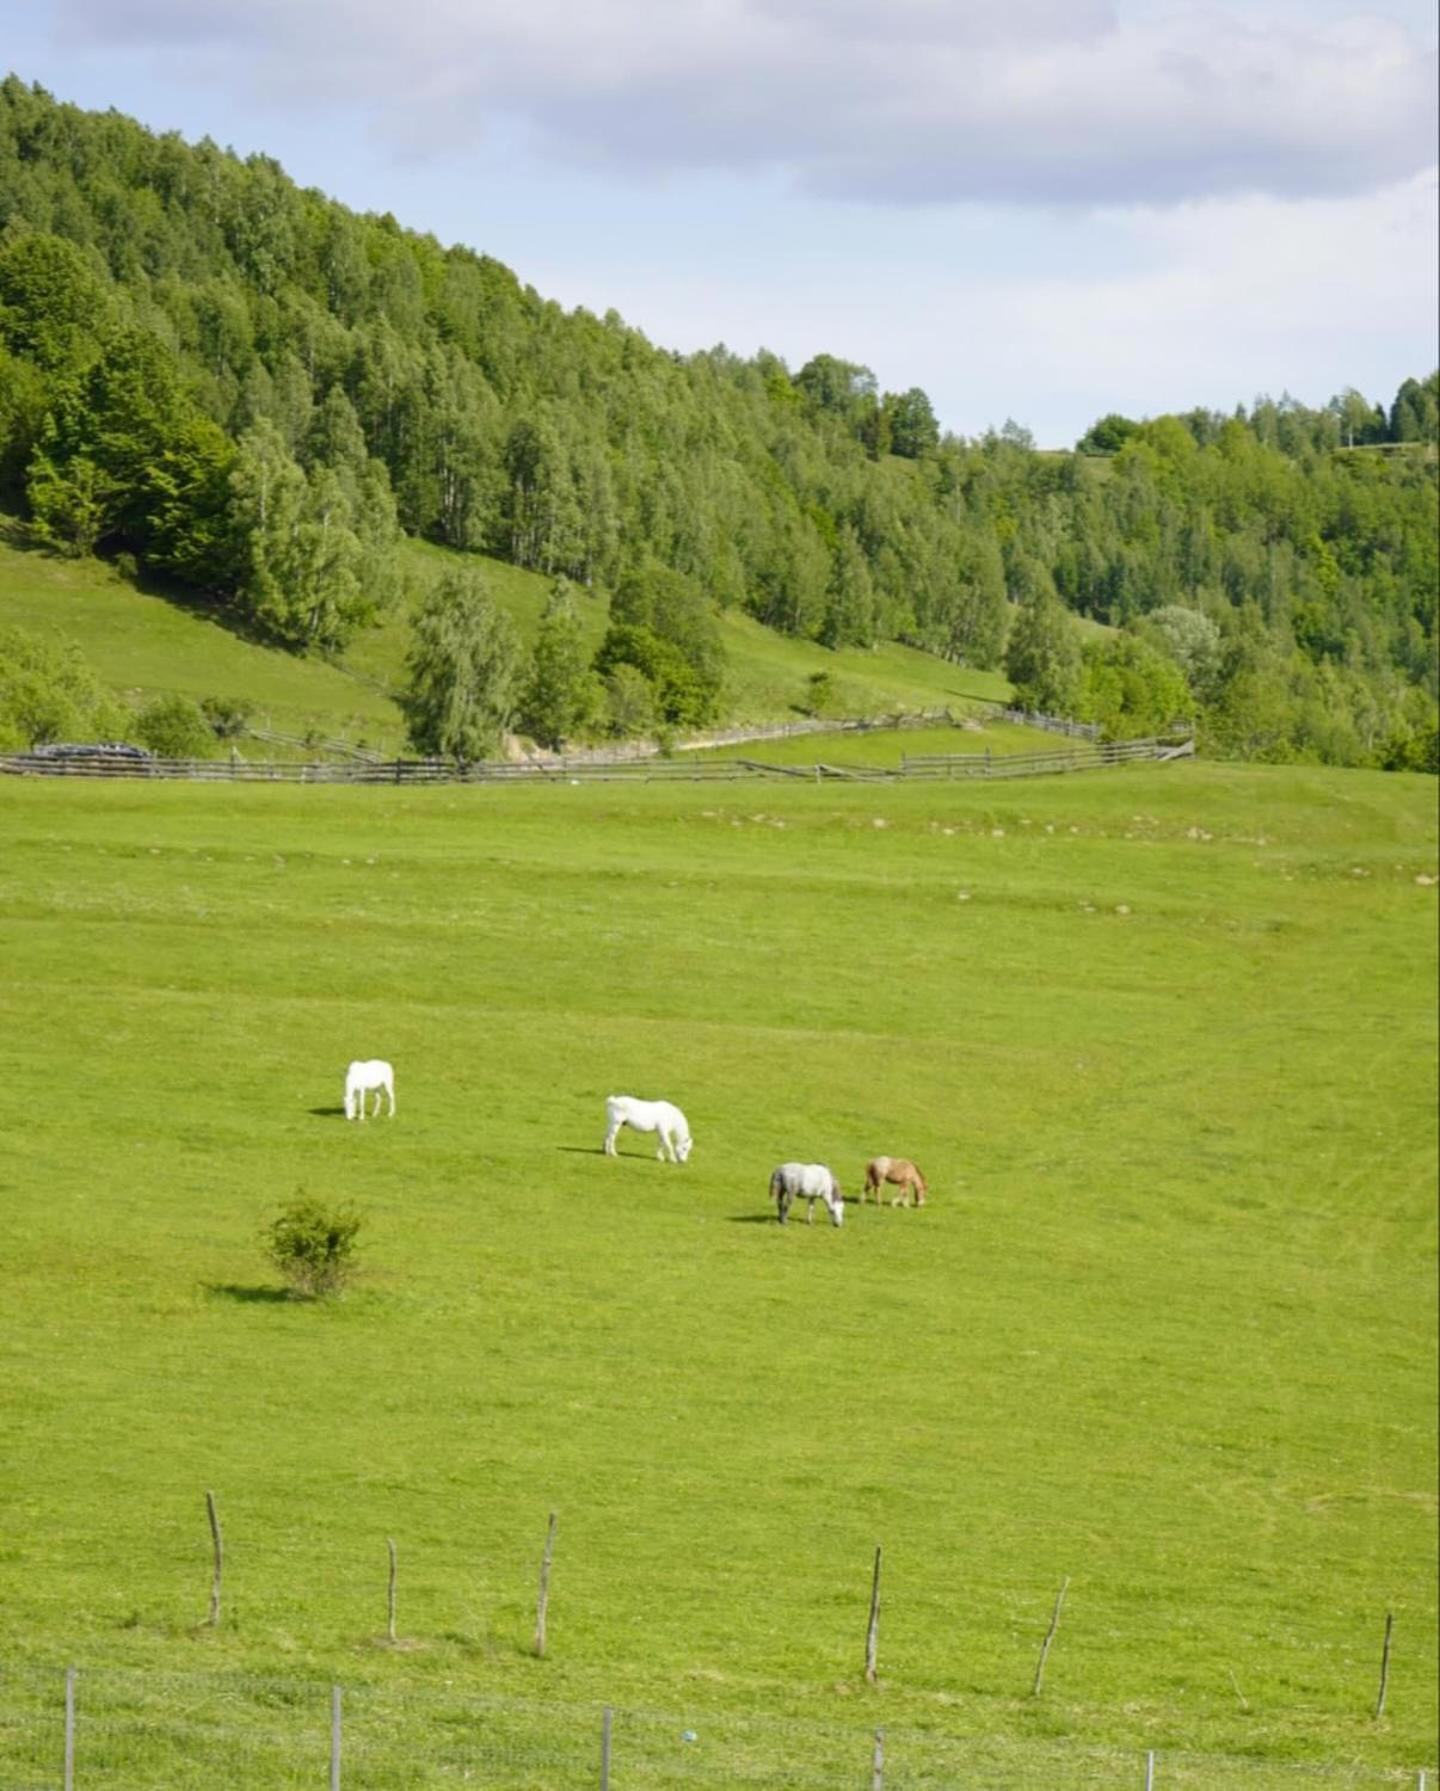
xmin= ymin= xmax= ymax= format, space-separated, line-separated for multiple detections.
xmin=2 ymin=0 xmax=1436 ymax=446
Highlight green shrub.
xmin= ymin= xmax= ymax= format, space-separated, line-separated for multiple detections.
xmin=264 ymin=1198 xmax=362 ymax=1299
xmin=602 ymin=662 xmax=657 ymax=738
xmin=199 ymin=695 xmax=252 ymax=739
xmin=134 ymin=693 xmax=216 ymax=758
xmin=803 ymin=670 xmax=835 ymax=717
xmin=0 ymin=624 xmax=131 ymax=749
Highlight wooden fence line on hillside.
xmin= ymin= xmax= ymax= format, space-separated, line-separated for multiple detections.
xmin=974 ymin=705 xmax=1101 ymax=741
xmin=0 ymin=736 xmax=1195 ymax=786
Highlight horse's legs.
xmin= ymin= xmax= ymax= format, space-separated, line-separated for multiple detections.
xmin=603 ymin=1122 xmax=619 ymax=1156
xmin=386 ymin=1078 xmax=395 ymax=1117
xmin=805 ymin=1197 xmax=815 ymax=1225
xmin=777 ymin=1188 xmax=791 ymax=1225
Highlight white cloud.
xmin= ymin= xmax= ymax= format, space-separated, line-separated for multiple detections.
xmin=52 ymin=0 xmax=1437 ymax=206
xmin=517 ymin=170 xmax=1438 ymax=441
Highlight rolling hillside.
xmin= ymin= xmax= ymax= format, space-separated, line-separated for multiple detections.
xmin=0 ymin=522 xmax=1018 ymax=758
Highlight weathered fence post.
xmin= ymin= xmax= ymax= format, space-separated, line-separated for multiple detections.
xmin=599 ymin=1704 xmax=612 ymax=1790
xmin=64 ymin=1667 xmax=75 ymax=1791
xmin=534 ymin=1511 xmax=558 ymax=1657
xmin=871 ymin=1726 xmax=885 ymax=1789
xmin=864 ymin=1545 xmax=882 ymax=1685
xmin=1031 ymin=1576 xmax=1069 ymax=1696
xmin=1376 ymin=1611 xmax=1394 ymax=1718
xmin=330 ymin=1684 xmax=342 ymax=1791
xmin=205 ymin=1489 xmax=223 ymax=1626
xmin=1144 ymin=1746 xmax=1156 ymax=1788
xmin=387 ymin=1537 xmax=398 ymax=1644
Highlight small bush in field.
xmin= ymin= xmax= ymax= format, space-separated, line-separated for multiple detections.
xmin=135 ymin=693 xmax=215 ymax=758
xmin=264 ymin=1198 xmax=362 ymax=1299
xmin=200 ymin=695 xmax=252 ymax=739
xmin=803 ymin=670 xmax=836 ymax=717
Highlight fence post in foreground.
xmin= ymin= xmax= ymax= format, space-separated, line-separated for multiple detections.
xmin=534 ymin=1510 xmax=558 ymax=1658
xmin=64 ymin=1667 xmax=75 ymax=1791
xmin=864 ymin=1545 xmax=882 ymax=1685
xmin=1376 ymin=1611 xmax=1394 ymax=1719
xmin=205 ymin=1489 xmax=223 ymax=1626
xmin=1031 ymin=1575 xmax=1069 ymax=1697
xmin=599 ymin=1705 xmax=612 ymax=1790
xmin=871 ymin=1726 xmax=885 ymax=1789
xmin=1144 ymin=1747 xmax=1156 ymax=1788
xmin=330 ymin=1684 xmax=342 ymax=1791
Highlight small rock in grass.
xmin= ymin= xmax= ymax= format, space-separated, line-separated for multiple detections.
xmin=1115 ymin=903 xmax=1131 ymax=915
xmin=991 ymin=826 xmax=1005 ymax=838
xmin=1417 ymin=873 xmax=1436 ymax=887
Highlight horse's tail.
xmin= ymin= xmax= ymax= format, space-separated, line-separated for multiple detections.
xmin=769 ymin=1168 xmax=784 ymax=1203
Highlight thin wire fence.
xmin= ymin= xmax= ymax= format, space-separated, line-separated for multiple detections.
xmin=0 ymin=1666 xmax=1430 ymax=1790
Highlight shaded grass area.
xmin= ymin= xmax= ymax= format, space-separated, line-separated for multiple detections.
xmin=0 ymin=763 xmax=1435 ymax=1786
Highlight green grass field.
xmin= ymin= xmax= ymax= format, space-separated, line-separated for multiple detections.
xmin=1 ymin=760 xmax=1435 ymax=1787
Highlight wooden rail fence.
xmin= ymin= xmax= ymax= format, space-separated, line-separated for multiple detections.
xmin=1 ymin=736 xmax=1195 ymax=786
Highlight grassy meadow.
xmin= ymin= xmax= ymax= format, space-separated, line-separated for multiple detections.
xmin=0 ymin=758 xmax=1435 ymax=1786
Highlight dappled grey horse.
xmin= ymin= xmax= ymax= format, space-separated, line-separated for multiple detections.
xmin=770 ymin=1162 xmax=844 ymax=1227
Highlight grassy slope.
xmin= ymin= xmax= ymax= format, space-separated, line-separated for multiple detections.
xmin=0 ymin=528 xmax=1017 ymax=758
xmin=696 ymin=720 xmax=1059 ymax=765
xmin=0 ymin=761 xmax=1435 ymax=1786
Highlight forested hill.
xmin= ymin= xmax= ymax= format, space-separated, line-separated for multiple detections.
xmin=0 ymin=76 xmax=1436 ymax=768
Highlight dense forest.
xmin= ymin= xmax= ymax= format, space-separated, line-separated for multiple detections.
xmin=0 ymin=77 xmax=1436 ymax=767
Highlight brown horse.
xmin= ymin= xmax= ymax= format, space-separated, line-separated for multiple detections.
xmin=862 ymin=1156 xmax=928 ymax=1208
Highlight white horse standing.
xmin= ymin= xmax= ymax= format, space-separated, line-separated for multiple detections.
xmin=345 ymin=1059 xmax=395 ymax=1121
xmin=603 ymin=1095 xmax=692 ymax=1163
xmin=770 ymin=1162 xmax=845 ymax=1227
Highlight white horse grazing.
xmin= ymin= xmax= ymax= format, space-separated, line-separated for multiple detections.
xmin=770 ymin=1162 xmax=845 ymax=1227
xmin=344 ymin=1059 xmax=395 ymax=1121
xmin=603 ymin=1095 xmax=692 ymax=1163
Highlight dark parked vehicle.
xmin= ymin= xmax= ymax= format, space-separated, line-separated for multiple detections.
xmin=10 ymin=742 xmax=157 ymax=774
